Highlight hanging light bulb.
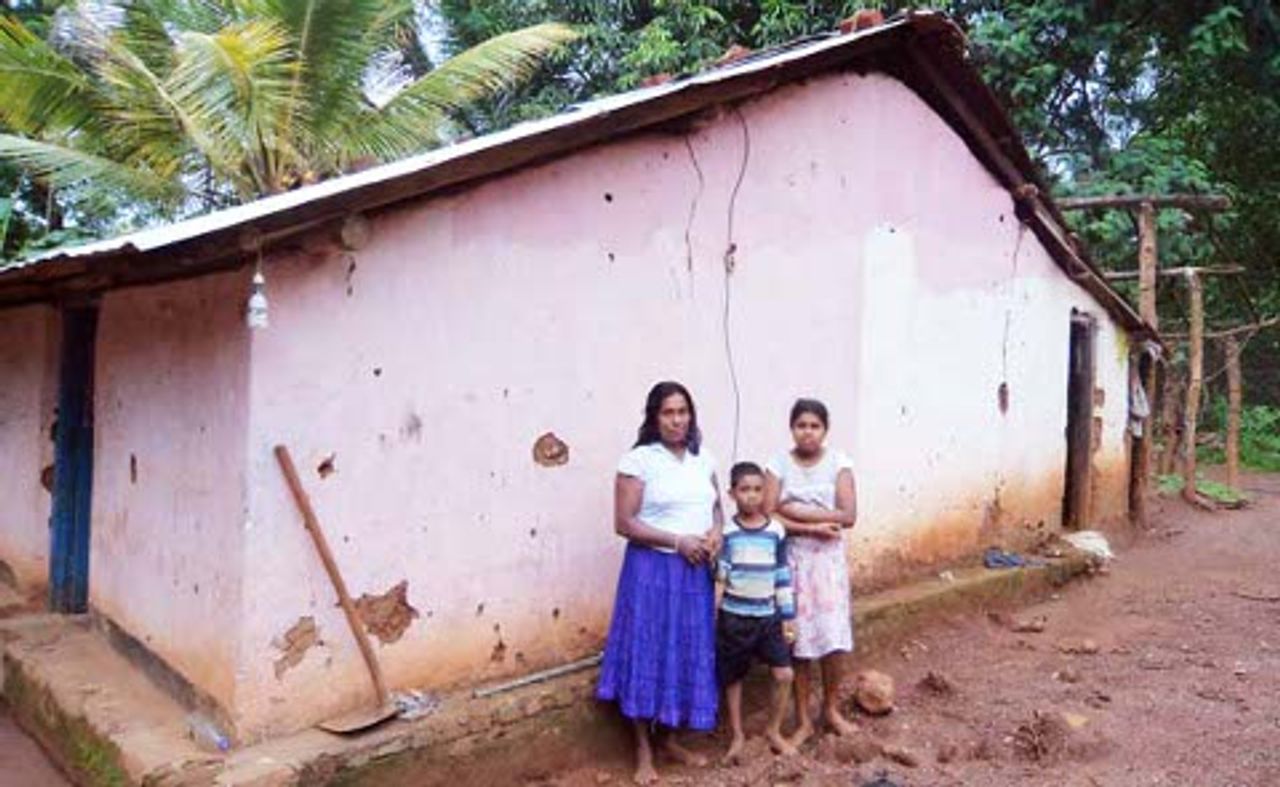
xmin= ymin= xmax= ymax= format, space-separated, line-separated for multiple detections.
xmin=246 ymin=251 xmax=269 ymax=329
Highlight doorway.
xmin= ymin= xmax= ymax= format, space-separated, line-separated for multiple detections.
xmin=1062 ymin=311 xmax=1096 ymax=530
xmin=48 ymin=305 xmax=97 ymax=613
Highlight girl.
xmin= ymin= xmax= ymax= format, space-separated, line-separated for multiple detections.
xmin=765 ymin=398 xmax=858 ymax=745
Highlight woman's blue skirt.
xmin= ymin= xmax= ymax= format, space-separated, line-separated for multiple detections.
xmin=596 ymin=543 xmax=718 ymax=730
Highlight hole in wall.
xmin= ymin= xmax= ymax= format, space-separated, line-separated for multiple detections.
xmin=353 ymin=580 xmax=419 ymax=644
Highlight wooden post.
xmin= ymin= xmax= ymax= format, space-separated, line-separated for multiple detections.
xmin=1157 ymin=364 xmax=1182 ymax=475
xmin=1137 ymin=202 xmax=1158 ymax=329
xmin=1130 ymin=201 xmax=1158 ymax=525
xmin=1225 ymin=335 xmax=1242 ymax=490
xmin=1182 ymin=271 xmax=1204 ymax=503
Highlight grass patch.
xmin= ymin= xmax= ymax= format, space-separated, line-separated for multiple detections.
xmin=1198 ymin=401 xmax=1280 ymax=472
xmin=1156 ymin=473 xmax=1250 ymax=506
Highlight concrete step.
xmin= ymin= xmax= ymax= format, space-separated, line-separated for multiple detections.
xmin=0 ymin=615 xmax=215 ymax=785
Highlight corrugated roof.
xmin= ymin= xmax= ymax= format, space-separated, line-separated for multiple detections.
xmin=0 ymin=11 xmax=1153 ymax=339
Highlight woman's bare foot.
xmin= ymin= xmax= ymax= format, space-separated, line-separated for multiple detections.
xmin=787 ymin=719 xmax=815 ymax=749
xmin=722 ymin=733 xmax=746 ymax=765
xmin=766 ymin=729 xmax=798 ymax=757
xmin=661 ymin=736 xmax=710 ymax=767
xmin=633 ymin=760 xmax=658 ymax=785
xmin=822 ymin=708 xmax=859 ymax=736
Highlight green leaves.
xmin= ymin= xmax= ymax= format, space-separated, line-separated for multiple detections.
xmin=0 ymin=16 xmax=94 ymax=136
xmin=0 ymin=0 xmax=576 ymax=248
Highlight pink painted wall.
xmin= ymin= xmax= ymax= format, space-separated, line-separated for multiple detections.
xmin=223 ymin=71 xmax=1133 ymax=737
xmin=92 ymin=271 xmax=250 ymax=709
xmin=0 ymin=305 xmax=58 ymax=591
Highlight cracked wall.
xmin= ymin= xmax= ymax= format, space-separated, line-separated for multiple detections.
xmin=218 ymin=70 xmax=1132 ymax=738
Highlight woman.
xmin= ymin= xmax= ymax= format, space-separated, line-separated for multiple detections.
xmin=597 ymin=381 xmax=724 ymax=784
xmin=764 ymin=398 xmax=858 ymax=746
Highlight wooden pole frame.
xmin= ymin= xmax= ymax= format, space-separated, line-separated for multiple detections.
xmin=1057 ymin=192 xmax=1233 ymax=518
xmin=1181 ymin=271 xmax=1205 ymax=504
xmin=1057 ymin=194 xmax=1231 ymax=212
xmin=1224 ymin=335 xmax=1242 ymax=491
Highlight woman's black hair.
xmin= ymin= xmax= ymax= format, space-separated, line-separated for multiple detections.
xmin=789 ymin=397 xmax=829 ymax=429
xmin=635 ymin=381 xmax=702 ymax=453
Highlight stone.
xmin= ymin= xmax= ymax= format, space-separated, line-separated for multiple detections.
xmin=1058 ymin=638 xmax=1099 ymax=655
xmin=853 ymin=670 xmax=895 ymax=715
xmin=936 ymin=742 xmax=960 ymax=764
xmin=1054 ymin=667 xmax=1081 ymax=684
xmin=1062 ymin=712 xmax=1090 ymax=729
xmin=882 ymin=744 xmax=920 ymax=767
xmin=917 ymin=670 xmax=956 ymax=696
xmin=1012 ymin=615 xmax=1047 ymax=633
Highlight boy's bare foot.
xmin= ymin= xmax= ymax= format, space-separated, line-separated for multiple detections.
xmin=633 ymin=761 xmax=658 ymax=785
xmin=822 ymin=709 xmax=859 ymax=736
xmin=661 ymin=737 xmax=709 ymax=767
xmin=722 ymin=733 xmax=746 ymax=765
xmin=787 ymin=719 xmax=815 ymax=749
xmin=767 ymin=729 xmax=798 ymax=757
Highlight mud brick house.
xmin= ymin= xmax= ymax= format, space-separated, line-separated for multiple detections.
xmin=0 ymin=13 xmax=1155 ymax=742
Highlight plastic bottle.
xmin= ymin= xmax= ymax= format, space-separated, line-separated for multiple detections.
xmin=186 ymin=712 xmax=231 ymax=753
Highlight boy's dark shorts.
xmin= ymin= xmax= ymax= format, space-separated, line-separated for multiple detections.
xmin=716 ymin=611 xmax=792 ymax=687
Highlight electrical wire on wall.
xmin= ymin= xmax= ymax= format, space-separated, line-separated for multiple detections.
xmin=722 ymin=107 xmax=751 ymax=462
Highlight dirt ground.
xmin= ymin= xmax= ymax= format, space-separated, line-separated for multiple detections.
xmin=3 ymin=474 xmax=1277 ymax=787
xmin=0 ymin=708 xmax=70 ymax=787
xmin=547 ymin=472 xmax=1280 ymax=787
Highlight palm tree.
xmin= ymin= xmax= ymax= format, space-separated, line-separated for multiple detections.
xmin=0 ymin=0 xmax=576 ymax=225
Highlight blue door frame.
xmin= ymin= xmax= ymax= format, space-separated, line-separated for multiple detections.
xmin=48 ymin=305 xmax=98 ymax=613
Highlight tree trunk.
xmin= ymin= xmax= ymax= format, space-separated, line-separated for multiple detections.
xmin=1181 ymin=272 xmax=1204 ymax=504
xmin=1157 ymin=363 xmax=1183 ymax=475
xmin=1137 ymin=202 xmax=1158 ymax=329
xmin=1131 ymin=201 xmax=1158 ymax=525
xmin=1225 ymin=335 xmax=1242 ymax=491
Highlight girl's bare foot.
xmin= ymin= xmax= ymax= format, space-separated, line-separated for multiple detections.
xmin=633 ymin=760 xmax=658 ymax=785
xmin=787 ymin=719 xmax=815 ymax=749
xmin=767 ymin=729 xmax=798 ymax=757
xmin=661 ymin=736 xmax=709 ymax=767
xmin=722 ymin=733 xmax=746 ymax=765
xmin=822 ymin=708 xmax=859 ymax=736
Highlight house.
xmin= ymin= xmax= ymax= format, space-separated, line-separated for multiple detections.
xmin=0 ymin=12 xmax=1154 ymax=742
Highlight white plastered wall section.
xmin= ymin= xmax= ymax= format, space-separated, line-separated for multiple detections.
xmin=0 ymin=305 xmax=58 ymax=592
xmin=91 ymin=271 xmax=250 ymax=713
xmin=227 ymin=70 xmax=1133 ymax=737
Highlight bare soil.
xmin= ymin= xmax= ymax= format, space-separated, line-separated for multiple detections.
xmin=0 ymin=708 xmax=70 ymax=787
xmin=546 ymin=472 xmax=1280 ymax=787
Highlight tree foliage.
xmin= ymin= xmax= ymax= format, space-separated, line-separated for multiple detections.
xmin=0 ymin=0 xmax=576 ymax=255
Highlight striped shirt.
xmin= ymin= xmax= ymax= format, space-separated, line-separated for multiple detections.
xmin=716 ymin=517 xmax=795 ymax=620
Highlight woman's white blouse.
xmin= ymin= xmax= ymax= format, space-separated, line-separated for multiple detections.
xmin=618 ymin=443 xmax=718 ymax=551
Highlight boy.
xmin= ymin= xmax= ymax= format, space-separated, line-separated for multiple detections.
xmin=716 ymin=461 xmax=798 ymax=762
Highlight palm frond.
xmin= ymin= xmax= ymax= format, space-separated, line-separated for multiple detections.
xmin=0 ymin=16 xmax=96 ymax=135
xmin=0 ymin=133 xmax=180 ymax=202
xmin=80 ymin=9 xmax=243 ymax=185
xmin=168 ymin=21 xmax=300 ymax=196
xmin=236 ymin=0 xmax=413 ymax=141
xmin=365 ymin=22 xmax=578 ymax=160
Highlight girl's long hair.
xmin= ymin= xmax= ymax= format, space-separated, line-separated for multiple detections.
xmin=635 ymin=381 xmax=701 ymax=454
